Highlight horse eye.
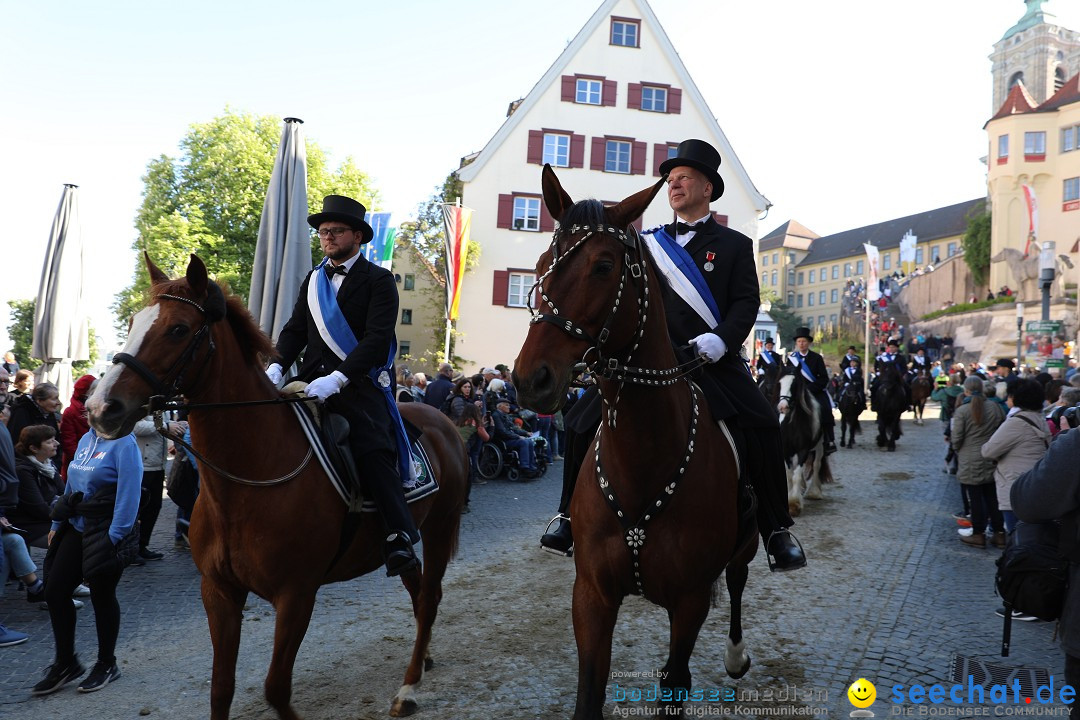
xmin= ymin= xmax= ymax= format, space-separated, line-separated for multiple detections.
xmin=593 ymin=260 xmax=614 ymax=276
xmin=168 ymin=324 xmax=190 ymax=338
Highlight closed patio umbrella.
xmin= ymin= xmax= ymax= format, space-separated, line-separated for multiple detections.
xmin=248 ymin=117 xmax=311 ymax=344
xmin=31 ymin=183 xmax=89 ymax=406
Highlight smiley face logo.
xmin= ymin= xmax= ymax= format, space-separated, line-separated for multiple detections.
xmin=847 ymin=678 xmax=876 ymax=708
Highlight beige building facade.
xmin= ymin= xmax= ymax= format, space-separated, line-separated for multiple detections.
xmin=990 ymin=0 xmax=1080 ymax=113
xmin=756 ymin=220 xmax=818 ymax=309
xmin=392 ymin=238 xmax=444 ymax=367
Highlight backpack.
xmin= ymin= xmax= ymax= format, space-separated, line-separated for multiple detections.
xmin=995 ymin=520 xmax=1068 ymax=622
xmin=440 ymin=393 xmax=455 ymax=418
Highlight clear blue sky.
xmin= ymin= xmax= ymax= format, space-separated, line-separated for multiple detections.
xmin=2 ymin=0 xmax=1077 ymax=354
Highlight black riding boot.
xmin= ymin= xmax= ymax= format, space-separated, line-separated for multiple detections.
xmin=363 ymin=450 xmax=421 ymax=577
xmin=540 ymin=423 xmax=590 ymax=557
xmin=765 ymin=529 xmax=807 ymax=572
xmin=823 ymin=425 xmax=837 ymax=455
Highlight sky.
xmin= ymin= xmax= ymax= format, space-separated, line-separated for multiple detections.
xmin=3 ymin=0 xmax=1079 ymax=356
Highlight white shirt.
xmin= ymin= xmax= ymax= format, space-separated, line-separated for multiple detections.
xmin=327 ymin=251 xmax=362 ymax=294
xmin=675 ymin=213 xmax=712 ymax=248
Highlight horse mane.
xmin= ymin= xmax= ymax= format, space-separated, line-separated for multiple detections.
xmin=558 ymin=198 xmax=608 ymax=229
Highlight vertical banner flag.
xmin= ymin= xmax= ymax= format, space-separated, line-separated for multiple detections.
xmin=1021 ymin=184 xmax=1038 ymax=256
xmin=362 ymin=212 xmax=396 ymax=270
xmin=864 ymin=243 xmax=881 ymax=302
xmin=441 ymin=203 xmax=473 ymax=321
xmin=899 ymin=230 xmax=917 ymax=275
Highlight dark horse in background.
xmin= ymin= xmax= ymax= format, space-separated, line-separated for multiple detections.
xmin=776 ymin=364 xmax=832 ymax=517
xmin=837 ymin=380 xmax=866 ymax=448
xmin=873 ymin=365 xmax=907 ymax=452
xmin=910 ymin=369 xmax=933 ymax=426
xmin=757 ymin=361 xmax=781 ymax=407
xmin=513 ymin=166 xmax=757 ymax=719
xmin=86 ymin=255 xmax=468 ymax=720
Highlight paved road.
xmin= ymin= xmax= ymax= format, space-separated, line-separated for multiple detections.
xmin=0 ymin=405 xmax=1071 ymax=719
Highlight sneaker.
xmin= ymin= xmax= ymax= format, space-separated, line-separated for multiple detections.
xmin=72 ymin=584 xmax=91 ymax=598
xmin=0 ymin=625 xmax=29 ymax=647
xmin=957 ymin=527 xmax=973 ymax=537
xmin=27 ymin=587 xmax=46 ymax=604
xmin=77 ymin=661 xmax=120 ymax=692
xmin=956 ymin=517 xmax=972 ymax=528
xmin=952 ymin=511 xmax=970 ymax=521
xmin=137 ymin=547 xmax=164 ymax=561
xmin=32 ymin=656 xmax=86 ymax=695
xmin=995 ymin=607 xmax=1040 ymax=622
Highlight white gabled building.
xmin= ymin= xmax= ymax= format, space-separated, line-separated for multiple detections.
xmin=455 ymin=0 xmax=769 ymax=371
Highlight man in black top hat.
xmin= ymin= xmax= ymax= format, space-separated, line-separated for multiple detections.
xmin=786 ymin=328 xmax=836 ymax=454
xmin=840 ymin=346 xmax=860 ymax=372
xmin=541 ymin=139 xmax=806 ymax=571
xmin=266 ymin=195 xmax=420 ymax=577
xmin=755 ymin=337 xmax=781 ymax=379
xmin=870 ymin=338 xmax=909 ymax=411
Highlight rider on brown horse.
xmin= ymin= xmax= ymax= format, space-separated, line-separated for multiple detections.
xmin=265 ymin=195 xmax=420 ymax=577
xmin=540 ymin=139 xmax=806 ymax=572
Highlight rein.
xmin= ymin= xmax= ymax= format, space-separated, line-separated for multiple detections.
xmin=116 ymin=292 xmax=313 ymax=487
xmin=532 ymin=219 xmax=707 ymax=597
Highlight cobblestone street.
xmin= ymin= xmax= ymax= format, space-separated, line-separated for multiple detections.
xmin=0 ymin=404 xmax=1072 ymax=719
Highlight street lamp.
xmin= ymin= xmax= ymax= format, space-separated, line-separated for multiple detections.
xmin=1016 ymin=302 xmax=1025 ymax=370
xmin=1040 ymin=241 xmax=1056 ymax=321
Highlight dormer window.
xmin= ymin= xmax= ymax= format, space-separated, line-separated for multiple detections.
xmin=611 ymin=17 xmax=640 ymax=47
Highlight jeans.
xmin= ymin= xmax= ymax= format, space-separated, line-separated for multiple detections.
xmin=968 ymin=483 xmax=1003 ymax=535
xmin=2 ymin=533 xmax=38 ymax=578
xmin=505 ymin=437 xmax=536 ymax=470
xmin=536 ymin=417 xmax=553 ymax=461
xmin=1002 ymin=510 xmax=1018 ymax=534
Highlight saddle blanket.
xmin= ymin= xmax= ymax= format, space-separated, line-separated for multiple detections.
xmin=290 ymin=402 xmax=439 ymax=512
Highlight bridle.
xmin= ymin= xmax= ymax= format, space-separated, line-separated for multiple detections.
xmin=111 ymin=290 xmax=312 ymax=486
xmin=530 ymin=218 xmax=707 ymax=597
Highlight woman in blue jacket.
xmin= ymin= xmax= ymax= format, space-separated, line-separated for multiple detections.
xmin=32 ymin=428 xmax=142 ymax=696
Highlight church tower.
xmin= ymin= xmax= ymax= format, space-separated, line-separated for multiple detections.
xmin=990 ymin=0 xmax=1080 ymax=113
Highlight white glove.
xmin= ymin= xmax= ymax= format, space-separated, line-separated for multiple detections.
xmin=690 ymin=333 xmax=727 ymax=363
xmin=265 ymin=363 xmax=284 ymax=385
xmin=305 ymin=371 xmax=347 ymax=401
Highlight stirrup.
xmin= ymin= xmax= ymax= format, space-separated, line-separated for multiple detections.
xmin=540 ymin=514 xmax=574 ymax=557
xmin=765 ymin=529 xmax=806 ymax=572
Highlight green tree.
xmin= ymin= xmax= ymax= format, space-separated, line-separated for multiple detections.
xmin=113 ymin=109 xmax=382 ymax=332
xmin=767 ymin=300 xmax=801 ymax=349
xmin=395 ymin=170 xmax=482 ymax=365
xmin=5 ymin=299 xmax=99 ymax=379
xmin=962 ymin=210 xmax=992 ymax=287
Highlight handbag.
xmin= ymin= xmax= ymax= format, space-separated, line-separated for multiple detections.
xmin=166 ymin=453 xmax=200 ymax=514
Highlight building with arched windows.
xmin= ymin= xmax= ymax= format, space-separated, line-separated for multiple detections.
xmin=990 ymin=0 xmax=1080 ymax=113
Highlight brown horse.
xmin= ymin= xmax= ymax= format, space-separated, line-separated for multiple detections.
xmin=514 ymin=167 xmax=757 ymax=719
xmin=910 ymin=369 xmax=933 ymax=425
xmin=86 ymin=255 xmax=467 ymax=720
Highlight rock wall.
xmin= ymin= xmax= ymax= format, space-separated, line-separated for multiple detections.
xmin=894 ymin=254 xmax=985 ymax=320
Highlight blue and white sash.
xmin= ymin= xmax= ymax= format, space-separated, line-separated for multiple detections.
xmin=640 ymin=226 xmax=720 ymax=329
xmin=844 ymin=366 xmax=859 ymax=381
xmin=307 ymin=259 xmax=417 ymax=485
xmin=759 ymin=350 xmax=776 ymax=365
xmin=789 ymin=352 xmax=818 ymax=385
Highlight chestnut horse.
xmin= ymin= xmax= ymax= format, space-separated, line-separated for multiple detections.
xmin=910 ymin=369 xmax=932 ymax=425
xmin=514 ymin=167 xmax=757 ymax=719
xmin=86 ymin=255 xmax=467 ymax=720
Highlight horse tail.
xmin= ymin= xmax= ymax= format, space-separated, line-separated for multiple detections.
xmin=820 ymin=454 xmax=834 ymax=484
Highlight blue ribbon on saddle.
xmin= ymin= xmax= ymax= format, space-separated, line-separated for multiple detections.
xmin=640 ymin=225 xmax=721 ymax=329
xmin=313 ymin=258 xmax=416 ymax=486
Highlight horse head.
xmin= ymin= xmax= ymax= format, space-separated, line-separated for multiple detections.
xmin=513 ymin=165 xmax=666 ymax=413
xmin=87 ymin=253 xmax=272 ymax=438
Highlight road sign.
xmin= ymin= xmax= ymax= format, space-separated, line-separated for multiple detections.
xmin=1026 ymin=320 xmax=1062 ymax=333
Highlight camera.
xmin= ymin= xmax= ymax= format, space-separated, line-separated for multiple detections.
xmin=1047 ymin=404 xmax=1080 ymax=425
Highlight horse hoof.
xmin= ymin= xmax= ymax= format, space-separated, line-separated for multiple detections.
xmin=888 ymin=445 xmax=896 ymax=452
xmin=727 ymin=653 xmax=752 ymax=680
xmin=390 ymin=698 xmax=418 ymax=717
xmin=806 ymin=489 xmax=823 ymax=500
xmin=788 ymin=501 xmax=802 ymax=518
xmin=424 ymin=657 xmax=434 ymax=671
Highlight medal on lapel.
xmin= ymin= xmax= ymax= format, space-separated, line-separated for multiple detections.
xmin=703 ymin=251 xmax=715 ymax=272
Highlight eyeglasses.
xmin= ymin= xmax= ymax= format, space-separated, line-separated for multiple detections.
xmin=315 ymin=227 xmax=353 ymax=238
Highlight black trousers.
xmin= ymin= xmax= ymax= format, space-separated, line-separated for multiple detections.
xmin=967 ymin=482 xmax=1003 ymax=535
xmin=45 ymin=528 xmax=123 ymax=666
xmin=138 ymin=469 xmax=165 ymax=548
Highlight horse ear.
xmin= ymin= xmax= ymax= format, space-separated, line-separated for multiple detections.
xmin=144 ymin=252 xmax=170 ymax=286
xmin=185 ymin=254 xmax=209 ymax=296
xmin=607 ymin=176 xmax=667 ymax=230
xmin=541 ymin=164 xmax=573 ymax=221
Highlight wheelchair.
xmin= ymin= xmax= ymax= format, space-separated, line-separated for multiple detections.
xmin=477 ymin=435 xmax=548 ymax=482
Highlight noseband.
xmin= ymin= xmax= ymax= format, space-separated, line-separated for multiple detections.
xmin=113 ymin=293 xmax=217 ymax=399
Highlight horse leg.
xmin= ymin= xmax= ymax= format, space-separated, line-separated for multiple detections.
xmin=805 ymin=450 xmax=824 ymax=500
xmin=659 ymin=590 xmax=712 ymax=714
xmin=264 ymin=589 xmax=319 ymax=720
xmin=203 ymin=578 xmax=248 ymax=720
xmin=723 ymin=561 xmax=752 ymax=679
xmin=571 ymin=576 xmax=620 ymax=720
xmin=390 ymin=515 xmax=455 ymax=717
xmin=786 ymin=462 xmax=802 ymax=518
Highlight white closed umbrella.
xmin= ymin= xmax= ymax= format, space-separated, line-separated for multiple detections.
xmin=32 ymin=183 xmax=90 ymax=406
xmin=248 ymin=117 xmax=311 ymax=343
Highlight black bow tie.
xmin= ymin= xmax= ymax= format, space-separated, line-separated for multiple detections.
xmin=675 ymin=220 xmax=707 ymax=235
xmin=324 ymin=263 xmax=347 ymax=278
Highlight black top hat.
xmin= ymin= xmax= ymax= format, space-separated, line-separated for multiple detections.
xmin=793 ymin=327 xmax=813 ymax=342
xmin=886 ymin=337 xmax=899 ymax=346
xmin=308 ymin=195 xmax=374 ymax=244
xmin=764 ymin=337 xmax=775 ymax=345
xmin=658 ymin=139 xmax=725 ymax=201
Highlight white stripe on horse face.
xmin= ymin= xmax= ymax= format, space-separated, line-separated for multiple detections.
xmin=87 ymin=304 xmax=161 ymax=414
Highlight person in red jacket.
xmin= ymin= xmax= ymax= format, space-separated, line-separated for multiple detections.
xmin=60 ymin=375 xmax=96 ymax=482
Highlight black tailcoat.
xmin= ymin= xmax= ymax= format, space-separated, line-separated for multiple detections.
xmin=274 ymin=254 xmax=399 ymax=454
xmin=786 ymin=348 xmax=834 ymax=428
xmin=658 ymin=219 xmax=777 ymax=429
